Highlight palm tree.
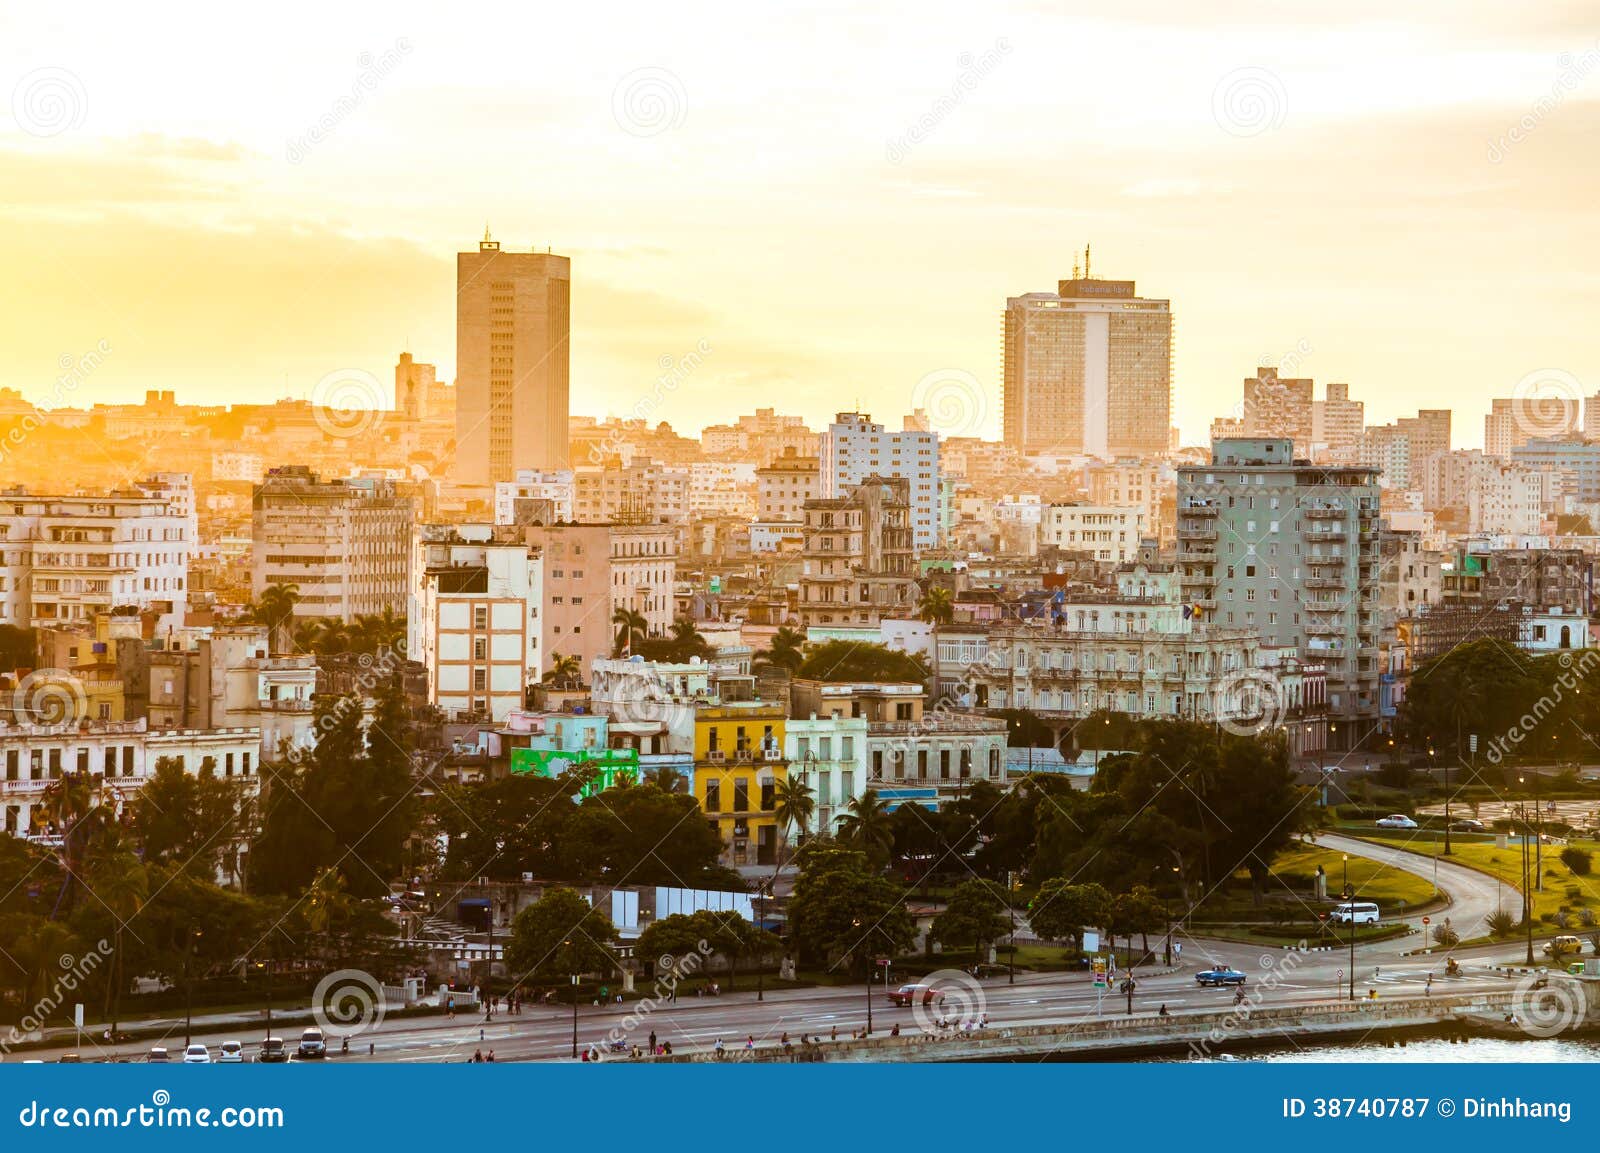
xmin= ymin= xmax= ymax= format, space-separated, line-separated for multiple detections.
xmin=251 ymin=582 xmax=301 ymax=655
xmin=647 ymin=765 xmax=685 ymax=794
xmin=835 ymin=790 xmax=893 ymax=864
xmin=668 ymin=617 xmax=710 ymax=662
xmin=754 ymin=627 xmax=806 ymax=673
xmin=351 ymin=608 xmax=405 ymax=656
xmin=37 ymin=770 xmax=116 ymax=914
xmin=304 ymin=865 xmax=352 ymax=959
xmin=612 ymin=607 xmax=648 ymax=656
xmin=917 ymin=586 xmax=954 ymax=626
xmin=291 ymin=620 xmax=321 ymax=654
xmin=311 ymin=619 xmax=351 ymax=655
xmin=771 ymin=774 xmax=816 ymax=884
xmin=544 ymin=652 xmax=582 ymax=686
xmin=94 ymin=848 xmax=149 ymax=1038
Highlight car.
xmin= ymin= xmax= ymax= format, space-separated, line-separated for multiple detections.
xmin=886 ymin=983 xmax=944 ymax=1007
xmin=1375 ymin=814 xmax=1419 ymax=829
xmin=1196 ymin=967 xmax=1248 ymax=987
xmin=182 ymin=1044 xmax=211 ymax=1064
xmin=57 ymin=1053 xmax=81 ymax=1064
xmin=296 ymin=1027 xmax=327 ymax=1060
xmin=217 ymin=1041 xmax=244 ymax=1064
xmin=1544 ymin=935 xmax=1584 ymax=958
xmin=257 ymin=1037 xmax=289 ymax=1064
xmin=1449 ymin=819 xmax=1486 ymax=833
xmin=146 ymin=1046 xmax=170 ymax=1063
xmin=1329 ymin=901 xmax=1381 ymax=925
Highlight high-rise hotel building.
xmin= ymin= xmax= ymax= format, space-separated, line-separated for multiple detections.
xmin=455 ymin=234 xmax=571 ymax=485
xmin=1002 ymin=274 xmax=1171 ymax=459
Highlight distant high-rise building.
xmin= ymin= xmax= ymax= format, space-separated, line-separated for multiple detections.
xmin=820 ymin=412 xmax=941 ymax=548
xmin=455 ymin=233 xmax=571 ymax=485
xmin=1584 ymin=392 xmax=1600 ymax=442
xmin=1312 ymin=381 xmax=1364 ymax=456
xmin=1002 ymin=272 xmax=1171 ymax=459
xmin=1486 ymin=395 xmax=1575 ymax=459
xmin=395 ymin=352 xmax=437 ymax=420
xmin=251 ymin=467 xmax=411 ymax=620
xmin=1241 ymin=367 xmax=1314 ymax=452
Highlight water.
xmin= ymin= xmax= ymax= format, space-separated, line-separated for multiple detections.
xmin=1191 ymin=1036 xmax=1600 ymax=1062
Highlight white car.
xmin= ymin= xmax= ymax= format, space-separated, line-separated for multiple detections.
xmin=217 ymin=1041 xmax=244 ymax=1064
xmin=182 ymin=1044 xmax=211 ymax=1064
xmin=1375 ymin=814 xmax=1418 ymax=829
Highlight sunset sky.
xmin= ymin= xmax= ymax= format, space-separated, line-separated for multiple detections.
xmin=2 ymin=2 xmax=1598 ymax=446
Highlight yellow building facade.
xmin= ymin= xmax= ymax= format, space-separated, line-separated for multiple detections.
xmin=693 ymin=702 xmax=787 ymax=867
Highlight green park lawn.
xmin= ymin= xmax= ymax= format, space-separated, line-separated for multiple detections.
xmin=1265 ymin=842 xmax=1441 ymax=910
xmin=1341 ymin=835 xmax=1600 ymax=924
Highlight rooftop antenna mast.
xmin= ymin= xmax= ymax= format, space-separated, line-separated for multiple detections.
xmin=1084 ymin=243 xmax=1092 ymax=280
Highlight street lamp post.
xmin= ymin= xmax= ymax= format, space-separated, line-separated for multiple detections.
xmin=184 ymin=927 xmax=203 ymax=1046
xmin=254 ymin=958 xmax=272 ymax=1042
xmin=1519 ymin=804 xmax=1535 ymax=966
xmin=755 ymin=886 xmax=767 ymax=1003
xmin=852 ymin=917 xmax=872 ymax=1036
xmin=565 ymin=938 xmax=579 ymax=1060
xmin=1343 ymin=854 xmax=1355 ymax=1001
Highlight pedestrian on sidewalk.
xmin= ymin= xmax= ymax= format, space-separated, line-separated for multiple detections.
xmin=649 ymin=1029 xmax=657 ymax=1052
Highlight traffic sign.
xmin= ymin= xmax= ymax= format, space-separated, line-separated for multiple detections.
xmin=1422 ymin=916 xmax=1431 ymax=925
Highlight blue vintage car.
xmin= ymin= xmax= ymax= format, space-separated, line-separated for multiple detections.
xmin=1195 ymin=967 xmax=1248 ymax=987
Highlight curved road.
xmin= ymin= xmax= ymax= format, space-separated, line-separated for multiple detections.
xmin=1315 ymin=832 xmax=1516 ymax=954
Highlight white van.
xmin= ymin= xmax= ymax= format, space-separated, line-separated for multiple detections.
xmin=1330 ymin=901 xmax=1380 ymax=925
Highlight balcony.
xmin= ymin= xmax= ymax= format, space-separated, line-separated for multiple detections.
xmin=1177 ymin=526 xmax=1218 ymax=542
xmin=1301 ymin=599 xmax=1343 ymax=613
xmin=1181 ymin=504 xmax=1220 ymax=517
xmin=1303 ymin=507 xmax=1346 ymax=519
xmin=1305 ymin=528 xmax=1347 ymax=542
xmin=1182 ymin=545 xmax=1217 ymax=561
xmin=1304 ymin=577 xmax=1344 ymax=590
xmin=1304 ymin=623 xmax=1346 ymax=637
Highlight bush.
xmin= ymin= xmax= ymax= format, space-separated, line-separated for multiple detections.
xmin=1561 ymin=847 xmax=1592 ymax=876
xmin=1432 ymin=924 xmax=1460 ymax=947
xmin=1486 ymin=909 xmax=1518 ymax=939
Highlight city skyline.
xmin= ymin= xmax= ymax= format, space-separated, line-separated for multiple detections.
xmin=4 ymin=5 xmax=1600 ymax=444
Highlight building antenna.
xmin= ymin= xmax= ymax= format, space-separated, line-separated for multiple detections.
xmin=483 ymin=222 xmax=492 ymax=244
xmin=1072 ymin=253 xmax=1080 ymax=280
xmin=1085 ymin=243 xmax=1092 ymax=280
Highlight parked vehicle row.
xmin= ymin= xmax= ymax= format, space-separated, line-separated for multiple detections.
xmin=138 ymin=1028 xmax=326 ymax=1064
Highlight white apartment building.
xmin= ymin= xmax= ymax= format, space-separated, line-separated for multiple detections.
xmin=1086 ymin=460 xmax=1168 ymax=540
xmin=820 ymin=412 xmax=941 ymax=549
xmin=1 ymin=718 xmax=259 ymax=844
xmin=411 ymin=524 xmax=543 ymax=722
xmin=1039 ymin=503 xmax=1145 ymax=562
xmin=211 ymin=451 xmax=265 ymax=484
xmin=493 ymin=469 xmax=575 ymax=526
xmin=611 ymin=524 xmax=679 ymax=638
xmin=573 ymin=459 xmax=689 ymax=524
xmin=687 ymin=461 xmax=757 ymax=517
xmin=0 ymin=476 xmax=195 ymax=633
xmin=784 ymin=714 xmax=869 ymax=837
xmin=755 ymin=448 xmax=820 ymax=521
xmin=251 ymin=467 xmax=411 ymax=619
xmin=1469 ymin=463 xmax=1548 ymax=536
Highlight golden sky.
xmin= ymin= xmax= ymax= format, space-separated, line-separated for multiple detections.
xmin=2 ymin=1 xmax=1598 ymax=447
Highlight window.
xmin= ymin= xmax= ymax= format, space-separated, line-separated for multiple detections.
xmin=760 ymin=780 xmax=775 ymax=810
xmin=705 ymin=780 xmax=721 ymax=810
xmin=733 ymin=779 xmax=749 ymax=812
xmin=473 ymin=606 xmax=488 ymax=630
